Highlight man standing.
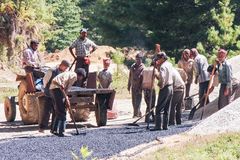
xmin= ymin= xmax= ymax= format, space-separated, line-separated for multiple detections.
xmin=98 ymin=58 xmax=112 ymax=89
xmin=150 ymin=52 xmax=173 ymax=131
xmin=169 ymin=68 xmax=185 ymax=125
xmin=191 ymin=48 xmax=210 ymax=107
xmin=49 ymin=68 xmax=86 ymax=137
xmin=22 ymin=40 xmax=43 ymax=78
xmin=69 ymin=28 xmax=97 ymax=86
xmin=38 ymin=60 xmax=70 ymax=133
xmin=216 ymin=49 xmax=233 ymax=109
xmin=128 ymin=53 xmax=145 ymax=118
xmin=178 ymin=49 xmax=194 ymax=98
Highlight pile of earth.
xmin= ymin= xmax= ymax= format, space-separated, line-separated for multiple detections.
xmin=43 ymin=45 xmax=117 ymax=64
xmin=189 ymin=97 xmax=240 ymax=135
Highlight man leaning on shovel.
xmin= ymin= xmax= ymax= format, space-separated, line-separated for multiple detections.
xmin=69 ymin=28 xmax=97 ymax=87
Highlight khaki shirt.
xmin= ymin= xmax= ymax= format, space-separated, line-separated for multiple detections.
xmin=177 ymin=58 xmax=194 ymax=84
xmin=176 ymin=68 xmax=188 ymax=84
xmin=157 ymin=61 xmax=173 ymax=89
xmin=97 ymin=69 xmax=112 ymax=88
xmin=172 ymin=68 xmax=185 ymax=91
xmin=50 ymin=71 xmax=77 ymax=91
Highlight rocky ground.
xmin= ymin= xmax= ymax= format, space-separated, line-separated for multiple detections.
xmin=0 ymin=99 xmax=197 ymax=160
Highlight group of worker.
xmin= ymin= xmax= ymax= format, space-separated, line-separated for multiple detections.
xmin=128 ymin=44 xmax=239 ymax=131
xmin=22 ymin=28 xmax=114 ymax=137
xmin=21 ymin=27 xmax=238 ymax=135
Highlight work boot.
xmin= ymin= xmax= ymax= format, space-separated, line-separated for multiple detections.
xmin=162 ymin=115 xmax=168 ymax=130
xmin=50 ymin=118 xmax=59 ymax=135
xmin=57 ymin=120 xmax=66 ymax=137
xmin=150 ymin=115 xmax=161 ymax=131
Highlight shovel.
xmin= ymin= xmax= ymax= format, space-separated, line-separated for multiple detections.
xmin=61 ymin=89 xmax=86 ymax=136
xmin=128 ymin=66 xmax=156 ymax=128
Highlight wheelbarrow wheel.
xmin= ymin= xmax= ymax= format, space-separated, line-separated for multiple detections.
xmin=4 ymin=96 xmax=16 ymax=122
xmin=18 ymin=81 xmax=39 ymax=124
xmin=95 ymin=96 xmax=107 ymax=127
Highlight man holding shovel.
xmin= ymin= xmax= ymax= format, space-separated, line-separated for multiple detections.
xmin=69 ymin=28 xmax=97 ymax=87
xmin=150 ymin=52 xmax=173 ymax=131
xmin=49 ymin=68 xmax=86 ymax=137
xmin=208 ymin=49 xmax=236 ymax=109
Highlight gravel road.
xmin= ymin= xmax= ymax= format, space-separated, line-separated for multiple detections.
xmin=0 ymin=98 xmax=197 ymax=160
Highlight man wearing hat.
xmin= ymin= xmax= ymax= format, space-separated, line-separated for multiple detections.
xmin=128 ymin=52 xmax=145 ymax=117
xmin=150 ymin=52 xmax=173 ymax=131
xmin=49 ymin=68 xmax=86 ymax=137
xmin=98 ymin=58 xmax=112 ymax=89
xmin=22 ymin=39 xmax=43 ymax=78
xmin=38 ymin=60 xmax=70 ymax=133
xmin=69 ymin=28 xmax=98 ymax=87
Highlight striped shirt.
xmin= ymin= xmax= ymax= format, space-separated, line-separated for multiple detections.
xmin=194 ymin=54 xmax=210 ymax=83
xmin=70 ymin=37 xmax=97 ymax=57
xmin=22 ymin=48 xmax=41 ymax=67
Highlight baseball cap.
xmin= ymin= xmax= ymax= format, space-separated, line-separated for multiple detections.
xmin=30 ymin=40 xmax=39 ymax=45
xmin=75 ymin=68 xmax=86 ymax=78
xmin=154 ymin=52 xmax=168 ymax=61
xmin=80 ymin=28 xmax=88 ymax=33
xmin=135 ymin=52 xmax=144 ymax=59
xmin=60 ymin=60 xmax=70 ymax=67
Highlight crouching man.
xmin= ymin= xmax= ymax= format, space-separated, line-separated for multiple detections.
xmin=38 ymin=60 xmax=70 ymax=133
xmin=49 ymin=68 xmax=86 ymax=137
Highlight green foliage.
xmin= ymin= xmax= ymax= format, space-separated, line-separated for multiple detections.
xmin=199 ymin=0 xmax=240 ymax=57
xmin=142 ymin=133 xmax=240 ymax=160
xmin=45 ymin=0 xmax=83 ymax=52
xmin=112 ymin=65 xmax=130 ymax=99
xmin=71 ymin=145 xmax=96 ymax=160
xmin=111 ymin=49 xmax=125 ymax=65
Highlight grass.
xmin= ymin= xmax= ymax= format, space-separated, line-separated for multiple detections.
xmin=142 ymin=133 xmax=240 ymax=160
xmin=0 ymin=87 xmax=18 ymax=103
xmin=112 ymin=65 xmax=131 ymax=99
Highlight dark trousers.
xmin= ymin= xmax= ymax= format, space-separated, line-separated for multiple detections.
xmin=38 ymin=96 xmax=55 ymax=130
xmin=155 ymin=85 xmax=173 ymax=130
xmin=199 ymin=81 xmax=210 ymax=107
xmin=185 ymin=83 xmax=191 ymax=98
xmin=24 ymin=66 xmax=45 ymax=80
xmin=143 ymin=89 xmax=156 ymax=122
xmin=50 ymin=88 xmax=66 ymax=122
xmin=169 ymin=89 xmax=184 ymax=125
xmin=218 ymin=84 xmax=238 ymax=109
xmin=131 ymin=88 xmax=142 ymax=117
xmin=75 ymin=57 xmax=89 ymax=87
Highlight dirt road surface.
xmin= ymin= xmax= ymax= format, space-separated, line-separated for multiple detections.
xmin=0 ymin=97 xmax=196 ymax=160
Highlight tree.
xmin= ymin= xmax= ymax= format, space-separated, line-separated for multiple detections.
xmin=197 ymin=0 xmax=240 ymax=57
xmin=45 ymin=0 xmax=83 ymax=52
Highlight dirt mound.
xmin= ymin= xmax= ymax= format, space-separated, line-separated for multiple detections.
xmin=189 ymin=97 xmax=240 ymax=135
xmin=44 ymin=45 xmax=116 ymax=64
